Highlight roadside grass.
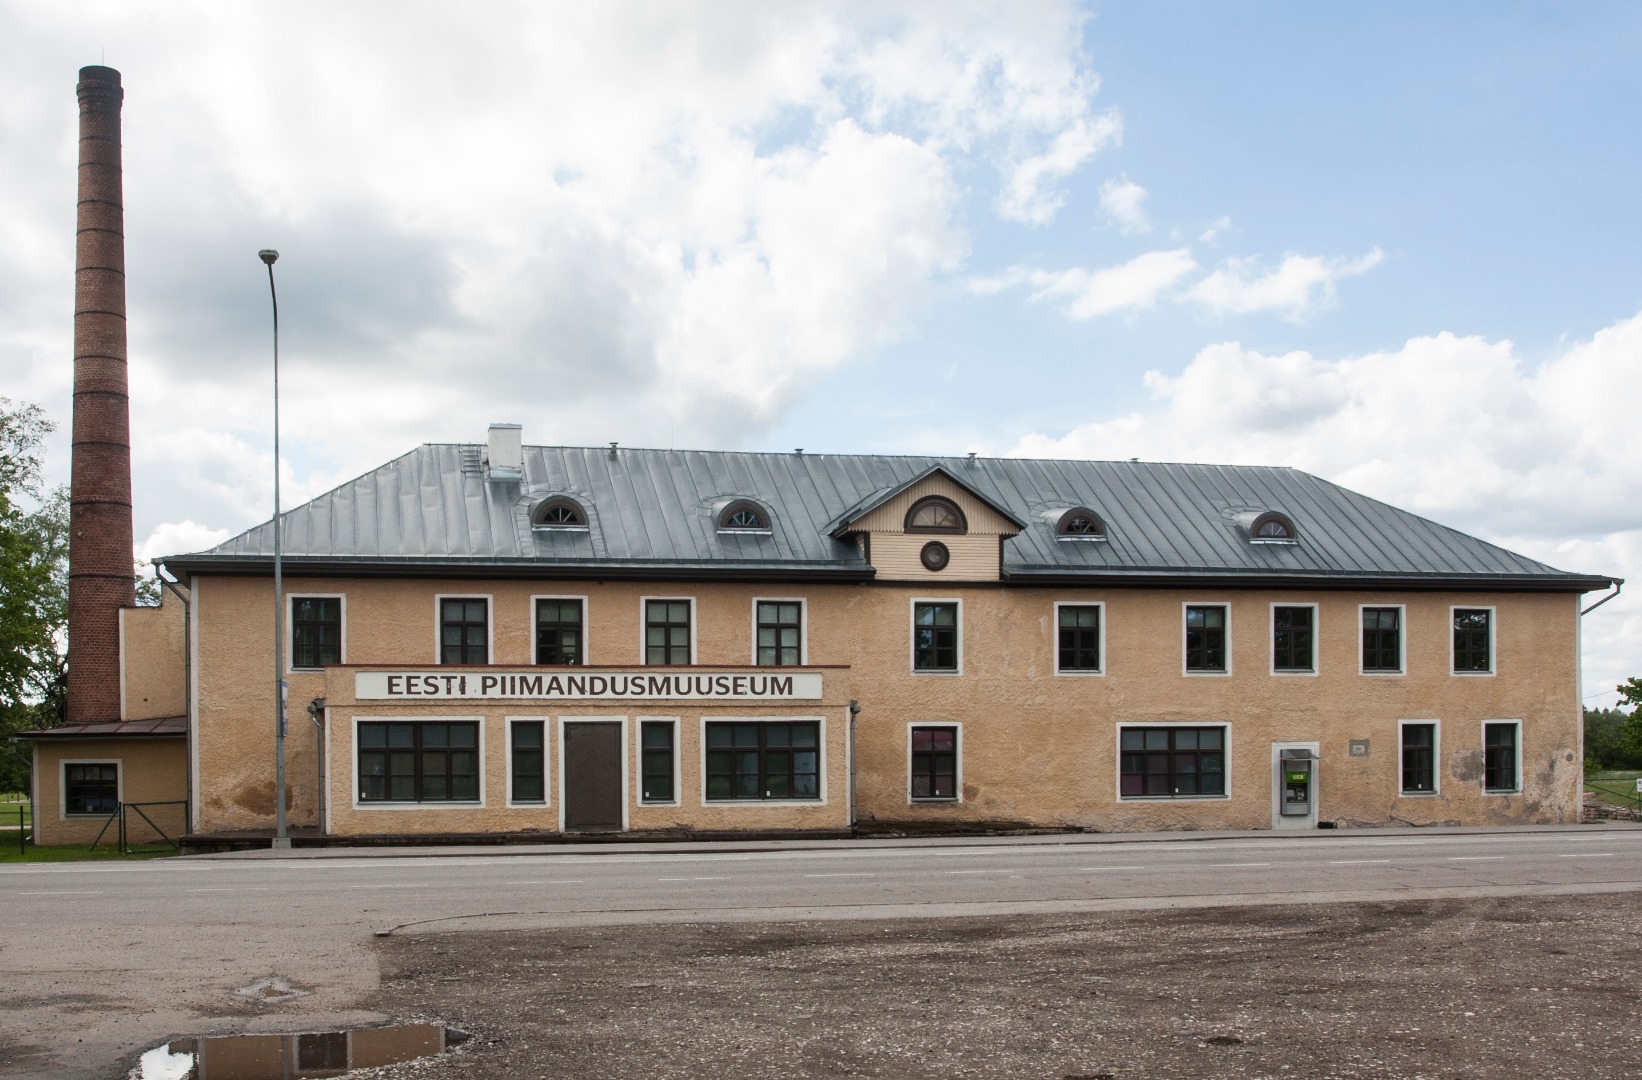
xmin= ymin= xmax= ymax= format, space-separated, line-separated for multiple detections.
xmin=0 ymin=842 xmax=174 ymax=864
xmin=1585 ymin=770 xmax=1642 ymax=810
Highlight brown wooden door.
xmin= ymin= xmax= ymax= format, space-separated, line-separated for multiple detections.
xmin=563 ymin=722 xmax=623 ymax=831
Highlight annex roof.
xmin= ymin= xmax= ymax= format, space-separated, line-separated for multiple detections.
xmin=159 ymin=444 xmax=1615 ymax=591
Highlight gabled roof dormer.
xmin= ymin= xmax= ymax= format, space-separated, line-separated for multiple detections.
xmin=828 ymin=465 xmax=1023 ymax=582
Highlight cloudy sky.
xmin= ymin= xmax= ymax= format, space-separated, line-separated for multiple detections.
xmin=3 ymin=1 xmax=1639 ymax=702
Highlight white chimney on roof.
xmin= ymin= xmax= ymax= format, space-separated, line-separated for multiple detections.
xmin=486 ymin=423 xmax=523 ymax=481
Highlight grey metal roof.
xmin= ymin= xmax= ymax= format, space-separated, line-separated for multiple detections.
xmin=159 ymin=444 xmax=1615 ymax=590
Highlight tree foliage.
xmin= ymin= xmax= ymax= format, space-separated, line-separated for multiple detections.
xmin=1585 ymin=678 xmax=1642 ymax=772
xmin=0 ymin=400 xmax=68 ymax=792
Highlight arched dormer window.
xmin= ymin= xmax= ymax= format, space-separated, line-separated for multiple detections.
xmin=1055 ymin=507 xmax=1107 ymax=540
xmin=532 ymin=497 xmax=588 ymax=529
xmin=905 ymin=495 xmax=967 ymax=534
xmin=1249 ymin=511 xmax=1297 ymax=543
xmin=717 ymin=500 xmax=770 ymax=532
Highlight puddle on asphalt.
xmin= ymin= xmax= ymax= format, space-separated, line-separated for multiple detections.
xmin=130 ymin=1023 xmax=466 ymax=1079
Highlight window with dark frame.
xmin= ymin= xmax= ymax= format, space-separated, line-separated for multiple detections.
xmin=905 ymin=496 xmax=966 ymax=533
xmin=64 ymin=762 xmax=118 ymax=815
xmin=1484 ymin=723 xmax=1519 ymax=793
xmin=533 ymin=499 xmax=586 ymax=527
xmin=1057 ymin=605 xmax=1101 ymax=672
xmin=1401 ymin=723 xmax=1436 ymax=793
xmin=1120 ymin=727 xmax=1225 ymax=798
xmin=509 ymin=720 xmax=545 ymax=803
xmin=1185 ymin=605 xmax=1227 ymax=672
xmin=719 ymin=502 xmax=769 ymax=530
xmin=1453 ymin=609 xmax=1492 ymax=672
xmin=358 ymin=721 xmax=479 ymax=802
xmin=913 ymin=602 xmax=959 ymax=671
xmin=535 ymin=598 xmax=584 ymax=665
xmin=1362 ymin=607 xmax=1401 ymax=673
xmin=705 ymin=721 xmax=820 ymax=800
xmin=641 ymin=721 xmax=675 ymax=802
xmin=910 ymin=726 xmax=958 ymax=800
xmin=1272 ymin=606 xmax=1315 ymax=672
xmin=1056 ymin=508 xmax=1105 ymax=537
xmin=756 ymin=601 xmax=802 ymax=666
xmin=291 ymin=596 xmax=342 ymax=668
xmin=645 ymin=600 xmax=692 ymax=665
xmin=440 ymin=598 xmax=488 ymax=664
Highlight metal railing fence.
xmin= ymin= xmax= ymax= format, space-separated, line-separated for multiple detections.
xmin=87 ymin=800 xmax=189 ymax=855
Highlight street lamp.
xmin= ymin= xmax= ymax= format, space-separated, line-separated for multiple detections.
xmin=258 ymin=248 xmax=289 ymax=850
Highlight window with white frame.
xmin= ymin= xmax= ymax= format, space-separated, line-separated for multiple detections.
xmin=1400 ymin=722 xmax=1438 ymax=794
xmin=290 ymin=596 xmax=343 ymax=669
xmin=909 ymin=725 xmax=959 ymax=801
xmin=1453 ymin=608 xmax=1493 ymax=673
xmin=1483 ymin=722 xmax=1520 ymax=793
xmin=64 ymin=762 xmax=118 ymax=815
xmin=1056 ymin=604 xmax=1103 ymax=673
xmin=645 ymin=599 xmax=692 ymax=665
xmin=1272 ymin=605 xmax=1316 ymax=673
xmin=509 ymin=719 xmax=546 ymax=803
xmin=1119 ymin=726 xmax=1226 ymax=798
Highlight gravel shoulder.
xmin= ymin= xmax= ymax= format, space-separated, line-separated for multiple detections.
xmin=352 ymin=892 xmax=1642 ymax=1079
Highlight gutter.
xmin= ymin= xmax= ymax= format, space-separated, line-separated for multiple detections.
xmin=1582 ymin=580 xmax=1624 ymax=615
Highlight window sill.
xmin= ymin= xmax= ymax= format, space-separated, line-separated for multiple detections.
xmin=703 ymin=798 xmax=824 ymax=806
xmin=639 ymin=799 xmax=682 ymax=808
xmin=1055 ymin=669 xmax=1105 ymax=677
xmin=1360 ymin=669 xmax=1404 ymax=677
xmin=1118 ymin=795 xmax=1230 ymax=802
xmin=1482 ymin=789 xmax=1521 ymax=797
xmin=354 ymin=800 xmax=484 ymax=810
xmin=506 ymin=800 xmax=548 ymax=808
xmin=1183 ymin=669 xmax=1231 ymax=677
xmin=1451 ymin=671 xmax=1496 ymax=677
xmin=1397 ymin=791 xmax=1440 ymax=798
xmin=1272 ymin=669 xmax=1318 ymax=676
xmin=911 ymin=669 xmax=962 ymax=676
xmin=910 ymin=797 xmax=960 ymax=804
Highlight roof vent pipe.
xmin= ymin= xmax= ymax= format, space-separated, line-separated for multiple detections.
xmin=608 ymin=441 xmax=619 ymax=459
xmin=486 ymin=423 xmax=522 ymax=481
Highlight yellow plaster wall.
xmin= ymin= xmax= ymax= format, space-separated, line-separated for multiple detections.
xmin=120 ymin=595 xmax=186 ymax=720
xmin=31 ymin=737 xmax=187 ymax=845
xmin=189 ymin=572 xmax=1583 ymax=835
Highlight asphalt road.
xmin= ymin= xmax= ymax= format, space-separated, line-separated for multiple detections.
xmin=5 ymin=825 xmax=1642 ymax=1077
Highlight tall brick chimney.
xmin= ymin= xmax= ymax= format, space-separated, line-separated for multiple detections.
xmin=67 ymin=65 xmax=135 ymax=725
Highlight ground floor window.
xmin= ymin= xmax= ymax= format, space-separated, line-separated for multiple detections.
xmin=910 ymin=725 xmax=958 ymax=801
xmin=64 ymin=762 xmax=118 ymax=815
xmin=359 ymin=721 xmax=479 ymax=802
xmin=1484 ymin=722 xmax=1519 ymax=793
xmin=1401 ymin=723 xmax=1437 ymax=794
xmin=641 ymin=721 xmax=676 ymax=803
xmin=705 ymin=721 xmax=819 ymax=800
xmin=1120 ymin=726 xmax=1225 ymax=797
xmin=510 ymin=720 xmax=545 ymax=803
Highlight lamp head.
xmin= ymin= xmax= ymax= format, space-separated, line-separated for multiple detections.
xmin=258 ymin=249 xmax=279 ymax=266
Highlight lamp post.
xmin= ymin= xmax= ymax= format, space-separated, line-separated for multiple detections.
xmin=258 ymin=248 xmax=289 ymax=849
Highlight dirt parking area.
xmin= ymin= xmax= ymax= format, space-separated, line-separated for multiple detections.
xmin=348 ymin=893 xmax=1642 ymax=1079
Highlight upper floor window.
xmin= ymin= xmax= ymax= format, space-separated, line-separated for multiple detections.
xmin=645 ymin=599 xmax=692 ymax=665
xmin=718 ymin=501 xmax=770 ymax=531
xmin=1055 ymin=508 xmax=1106 ymax=539
xmin=535 ymin=598 xmax=584 ymax=665
xmin=291 ymin=596 xmax=342 ymax=669
xmin=440 ymin=598 xmax=489 ymax=664
xmin=1184 ymin=605 xmax=1228 ymax=673
xmin=756 ymin=600 xmax=803 ymax=666
xmin=905 ymin=496 xmax=966 ymax=534
xmin=1453 ymin=608 xmax=1493 ymax=673
xmin=1272 ymin=605 xmax=1316 ymax=673
xmin=1056 ymin=604 xmax=1103 ymax=674
xmin=532 ymin=498 xmax=587 ymax=528
xmin=1249 ymin=511 xmax=1297 ymax=543
xmin=1361 ymin=607 xmax=1402 ymax=673
xmin=912 ymin=601 xmax=960 ymax=672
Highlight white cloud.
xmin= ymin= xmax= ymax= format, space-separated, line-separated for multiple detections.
xmin=1011 ymin=310 xmax=1642 ymax=698
xmin=0 ymin=1 xmax=1106 ymax=541
xmin=1188 ymin=248 xmax=1385 ymax=322
xmin=972 ymin=248 xmax=1197 ymax=319
xmin=139 ymin=520 xmax=233 ymax=565
xmin=999 ymin=111 xmax=1123 ymax=225
xmin=1097 ymin=174 xmax=1149 ymax=233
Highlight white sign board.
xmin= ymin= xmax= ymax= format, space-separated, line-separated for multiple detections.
xmin=355 ymin=670 xmax=823 ymax=702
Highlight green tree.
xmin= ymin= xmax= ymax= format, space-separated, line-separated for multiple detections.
xmin=0 ymin=400 xmax=69 ymax=793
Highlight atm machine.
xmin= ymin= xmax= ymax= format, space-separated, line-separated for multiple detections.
xmin=1274 ymin=745 xmax=1320 ymax=829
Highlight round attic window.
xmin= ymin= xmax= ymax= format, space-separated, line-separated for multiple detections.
xmin=1250 ymin=511 xmax=1296 ymax=541
xmin=906 ymin=496 xmax=966 ymax=534
xmin=718 ymin=501 xmax=770 ymax=531
xmin=920 ymin=541 xmax=951 ymax=572
xmin=532 ymin=498 xmax=587 ymax=528
xmin=1056 ymin=508 xmax=1106 ymax=538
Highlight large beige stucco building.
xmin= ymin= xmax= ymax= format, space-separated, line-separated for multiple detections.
xmin=28 ymin=428 xmax=1618 ymax=846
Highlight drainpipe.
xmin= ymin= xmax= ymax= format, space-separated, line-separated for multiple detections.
xmin=161 ymin=576 xmax=192 ymax=829
xmin=307 ymin=698 xmax=326 ymax=835
xmin=848 ymin=699 xmax=861 ymax=832
xmin=1581 ymin=580 xmax=1623 ymax=616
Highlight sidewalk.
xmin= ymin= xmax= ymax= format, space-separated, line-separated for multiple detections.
xmin=190 ymin=820 xmax=1642 ymax=860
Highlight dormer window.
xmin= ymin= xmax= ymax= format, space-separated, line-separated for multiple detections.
xmin=1250 ymin=511 xmax=1297 ymax=543
xmin=532 ymin=498 xmax=588 ymax=529
xmin=1055 ymin=507 xmax=1107 ymax=541
xmin=718 ymin=501 xmax=770 ymax=531
xmin=905 ymin=496 xmax=966 ymax=534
